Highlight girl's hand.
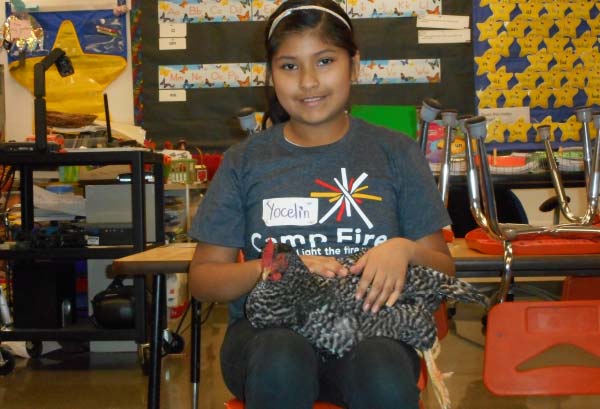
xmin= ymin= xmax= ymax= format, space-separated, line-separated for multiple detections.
xmin=350 ymin=238 xmax=417 ymax=313
xmin=300 ymin=255 xmax=349 ymax=278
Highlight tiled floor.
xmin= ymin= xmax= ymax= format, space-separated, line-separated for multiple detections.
xmin=1 ymin=291 xmax=600 ymax=409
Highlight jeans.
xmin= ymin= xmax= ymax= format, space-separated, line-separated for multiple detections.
xmin=220 ymin=319 xmax=421 ymax=409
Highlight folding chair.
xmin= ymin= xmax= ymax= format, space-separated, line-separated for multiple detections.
xmin=463 ymin=116 xmax=600 ymax=304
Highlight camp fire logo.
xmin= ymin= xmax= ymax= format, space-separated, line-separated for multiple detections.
xmin=310 ymin=168 xmax=382 ymax=228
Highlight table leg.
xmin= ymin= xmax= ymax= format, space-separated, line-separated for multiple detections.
xmin=148 ymin=273 xmax=166 ymax=409
xmin=191 ymin=298 xmax=201 ymax=409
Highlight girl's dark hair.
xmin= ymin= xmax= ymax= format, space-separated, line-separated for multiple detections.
xmin=262 ymin=0 xmax=358 ymax=127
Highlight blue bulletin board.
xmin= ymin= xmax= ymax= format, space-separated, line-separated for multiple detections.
xmin=473 ymin=1 xmax=600 ymax=151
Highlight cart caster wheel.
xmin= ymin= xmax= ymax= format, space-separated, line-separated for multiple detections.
xmin=0 ymin=347 xmax=15 ymax=375
xmin=163 ymin=332 xmax=185 ymax=355
xmin=137 ymin=344 xmax=151 ymax=376
xmin=26 ymin=341 xmax=43 ymax=359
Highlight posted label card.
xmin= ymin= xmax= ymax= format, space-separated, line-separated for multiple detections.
xmin=417 ymin=15 xmax=470 ymax=29
xmin=418 ymin=29 xmax=471 ymax=44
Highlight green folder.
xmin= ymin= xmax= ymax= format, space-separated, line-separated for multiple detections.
xmin=350 ymin=105 xmax=417 ymax=139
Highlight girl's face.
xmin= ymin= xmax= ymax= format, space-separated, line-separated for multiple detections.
xmin=270 ymin=31 xmax=359 ymax=137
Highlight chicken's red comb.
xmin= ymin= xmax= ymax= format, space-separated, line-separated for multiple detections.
xmin=261 ymin=238 xmax=275 ymax=274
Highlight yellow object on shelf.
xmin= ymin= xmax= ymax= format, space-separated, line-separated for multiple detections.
xmin=167 ymin=159 xmax=197 ymax=184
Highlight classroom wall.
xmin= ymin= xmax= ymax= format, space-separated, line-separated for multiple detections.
xmin=0 ymin=1 xmax=587 ymax=223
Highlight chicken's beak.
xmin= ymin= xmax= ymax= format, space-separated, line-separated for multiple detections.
xmin=261 ymin=267 xmax=270 ymax=281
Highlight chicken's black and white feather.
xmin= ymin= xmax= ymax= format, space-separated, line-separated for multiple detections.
xmin=245 ymin=241 xmax=489 ymax=409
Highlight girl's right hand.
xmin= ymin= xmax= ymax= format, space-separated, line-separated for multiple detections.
xmin=300 ymin=255 xmax=349 ymax=278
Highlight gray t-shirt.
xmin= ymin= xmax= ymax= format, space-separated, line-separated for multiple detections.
xmin=189 ymin=117 xmax=451 ymax=322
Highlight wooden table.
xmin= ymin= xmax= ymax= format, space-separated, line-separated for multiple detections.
xmin=112 ymin=240 xmax=600 ymax=409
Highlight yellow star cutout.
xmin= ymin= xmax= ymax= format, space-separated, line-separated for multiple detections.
xmin=587 ymin=16 xmax=600 ymax=33
xmin=517 ymin=33 xmax=543 ymax=57
xmin=568 ymin=2 xmax=594 ymax=19
xmin=486 ymin=119 xmax=507 ymax=143
xmin=519 ymin=3 xmax=544 ymax=20
xmin=489 ymin=2 xmax=516 ymax=21
xmin=555 ymin=16 xmax=582 ymax=38
xmin=586 ymin=87 xmax=600 ymax=107
xmin=544 ymin=2 xmax=569 ymax=19
xmin=540 ymin=68 xmax=565 ymax=89
xmin=529 ymin=86 xmax=553 ymax=109
xmin=529 ymin=15 xmax=555 ymax=37
xmin=487 ymin=66 xmax=514 ymax=89
xmin=564 ymin=66 xmax=586 ymax=89
xmin=514 ymin=69 xmax=540 ymax=89
xmin=553 ymin=87 xmax=578 ymax=108
xmin=503 ymin=89 xmax=529 ymax=107
xmin=553 ymin=50 xmax=578 ymax=71
xmin=588 ymin=66 xmax=600 ymax=88
xmin=505 ymin=15 xmax=529 ymax=38
xmin=474 ymin=49 xmax=501 ymax=75
xmin=579 ymin=50 xmax=600 ymax=67
xmin=572 ymin=31 xmax=596 ymax=49
xmin=477 ymin=19 xmax=504 ymax=41
xmin=488 ymin=32 xmax=513 ymax=57
xmin=543 ymin=36 xmax=569 ymax=55
xmin=526 ymin=50 xmax=553 ymax=72
xmin=9 ymin=20 xmax=126 ymax=120
xmin=507 ymin=117 xmax=531 ymax=143
xmin=558 ymin=115 xmax=582 ymax=142
xmin=476 ymin=89 xmax=503 ymax=109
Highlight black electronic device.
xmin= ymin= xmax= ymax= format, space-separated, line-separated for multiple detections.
xmin=91 ymin=277 xmax=135 ymax=329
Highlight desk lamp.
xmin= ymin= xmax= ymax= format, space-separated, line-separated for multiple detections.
xmin=34 ymin=47 xmax=74 ymax=152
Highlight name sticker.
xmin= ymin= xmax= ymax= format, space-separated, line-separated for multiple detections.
xmin=263 ymin=198 xmax=319 ymax=226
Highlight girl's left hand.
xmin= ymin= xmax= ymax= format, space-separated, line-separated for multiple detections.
xmin=349 ymin=238 xmax=417 ymax=313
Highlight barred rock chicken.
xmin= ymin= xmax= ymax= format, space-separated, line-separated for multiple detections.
xmin=245 ymin=240 xmax=489 ymax=409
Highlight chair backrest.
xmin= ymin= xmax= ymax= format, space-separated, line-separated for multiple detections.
xmin=484 ymin=299 xmax=600 ymax=395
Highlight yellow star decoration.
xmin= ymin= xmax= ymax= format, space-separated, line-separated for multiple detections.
xmin=474 ymin=49 xmax=501 ymax=75
xmin=587 ymin=16 xmax=600 ymax=33
xmin=503 ymin=89 xmax=529 ymax=107
xmin=517 ymin=33 xmax=543 ymax=57
xmin=529 ymin=15 xmax=555 ymax=37
xmin=586 ymin=87 xmax=600 ymax=106
xmin=564 ymin=66 xmax=586 ymax=89
xmin=507 ymin=117 xmax=531 ymax=143
xmin=587 ymin=66 xmax=600 ymax=88
xmin=9 ymin=20 xmax=126 ymax=120
xmin=529 ymin=86 xmax=553 ymax=109
xmin=488 ymin=32 xmax=513 ymax=57
xmin=505 ymin=15 xmax=529 ymax=38
xmin=555 ymin=16 xmax=581 ymax=39
xmin=486 ymin=119 xmax=507 ymax=143
xmin=540 ymin=68 xmax=565 ymax=89
xmin=476 ymin=89 xmax=503 ymax=108
xmin=536 ymin=116 xmax=559 ymax=142
xmin=553 ymin=49 xmax=578 ymax=71
xmin=569 ymin=2 xmax=594 ymax=19
xmin=477 ymin=19 xmax=503 ymax=41
xmin=572 ymin=31 xmax=596 ymax=49
xmin=514 ymin=69 xmax=540 ymax=89
xmin=519 ymin=3 xmax=544 ymax=20
xmin=543 ymin=36 xmax=569 ymax=55
xmin=579 ymin=49 xmax=600 ymax=67
xmin=526 ymin=50 xmax=553 ymax=72
xmin=553 ymin=87 xmax=578 ymax=108
xmin=489 ymin=2 xmax=516 ymax=21
xmin=544 ymin=2 xmax=569 ymax=19
xmin=558 ymin=115 xmax=582 ymax=142
xmin=488 ymin=66 xmax=514 ymax=90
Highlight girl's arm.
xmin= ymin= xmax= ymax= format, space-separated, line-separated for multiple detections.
xmin=189 ymin=242 xmax=262 ymax=303
xmin=350 ymin=230 xmax=454 ymax=313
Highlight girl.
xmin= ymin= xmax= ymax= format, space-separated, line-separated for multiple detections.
xmin=188 ymin=0 xmax=455 ymax=408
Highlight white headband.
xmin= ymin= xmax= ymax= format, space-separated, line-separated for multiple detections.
xmin=268 ymin=5 xmax=352 ymax=39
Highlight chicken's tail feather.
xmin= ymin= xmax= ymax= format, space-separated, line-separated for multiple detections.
xmin=419 ymin=339 xmax=453 ymax=409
